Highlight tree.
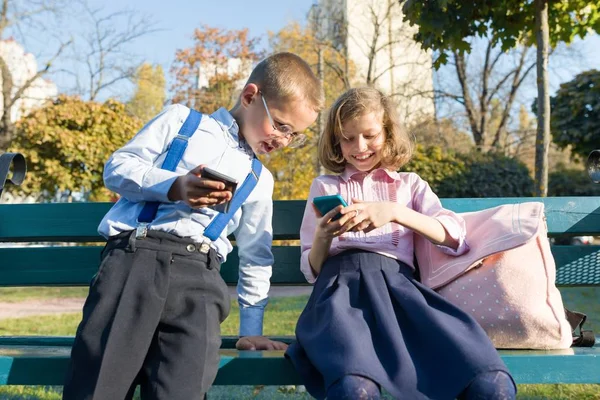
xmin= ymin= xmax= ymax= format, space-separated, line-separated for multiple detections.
xmin=259 ymin=136 xmax=319 ymax=200
xmin=400 ymin=0 xmax=600 ymax=196
xmin=0 ymin=0 xmax=71 ymax=149
xmin=8 ymin=95 xmax=142 ymax=201
xmin=549 ymin=163 xmax=600 ymax=197
xmin=403 ymin=145 xmax=534 ymax=198
xmin=433 ymin=41 xmax=536 ymax=150
xmin=127 ymin=63 xmax=166 ymax=122
xmin=266 ymin=21 xmax=353 ymax=195
xmin=270 ymin=22 xmax=352 ymax=113
xmin=68 ymin=3 xmax=159 ymax=101
xmin=508 ymin=104 xmax=572 ymax=177
xmin=314 ymin=0 xmax=435 ymax=120
xmin=546 ymin=69 xmax=600 ymax=161
xmin=171 ymin=25 xmax=262 ymax=114
xmin=409 ymin=116 xmax=474 ymax=152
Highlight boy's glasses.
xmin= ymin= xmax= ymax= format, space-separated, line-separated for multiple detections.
xmin=260 ymin=92 xmax=307 ymax=148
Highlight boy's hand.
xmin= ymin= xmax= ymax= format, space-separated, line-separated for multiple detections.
xmin=235 ymin=336 xmax=288 ymax=351
xmin=168 ymin=165 xmax=232 ymax=208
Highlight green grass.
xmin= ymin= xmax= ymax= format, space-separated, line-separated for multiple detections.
xmin=0 ymin=289 xmax=599 ymax=399
xmin=0 ymin=296 xmax=305 ymax=336
xmin=0 ymin=385 xmax=316 ymax=400
xmin=0 ymin=386 xmax=63 ymax=400
xmin=0 ymin=287 xmax=88 ymax=303
xmin=1 ymin=383 xmax=598 ymax=400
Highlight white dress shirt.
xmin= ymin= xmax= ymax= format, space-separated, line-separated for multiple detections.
xmin=98 ymin=104 xmax=274 ymax=335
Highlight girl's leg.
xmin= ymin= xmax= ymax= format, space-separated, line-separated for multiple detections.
xmin=458 ymin=371 xmax=516 ymax=400
xmin=326 ymin=374 xmax=381 ymax=400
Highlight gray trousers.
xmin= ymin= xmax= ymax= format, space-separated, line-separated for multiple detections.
xmin=63 ymin=230 xmax=230 ymax=400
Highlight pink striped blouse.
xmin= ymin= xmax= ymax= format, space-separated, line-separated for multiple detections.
xmin=300 ymin=166 xmax=470 ymax=283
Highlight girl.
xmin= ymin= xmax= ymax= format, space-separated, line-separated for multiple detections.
xmin=285 ymin=87 xmax=516 ymax=400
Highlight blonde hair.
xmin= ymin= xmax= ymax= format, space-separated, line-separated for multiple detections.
xmin=246 ymin=52 xmax=324 ymax=112
xmin=319 ymin=87 xmax=413 ymax=173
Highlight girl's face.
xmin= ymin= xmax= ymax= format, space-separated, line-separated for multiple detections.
xmin=339 ymin=111 xmax=386 ymax=172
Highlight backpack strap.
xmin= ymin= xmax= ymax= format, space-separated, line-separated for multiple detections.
xmin=0 ymin=152 xmax=26 ymax=198
xmin=565 ymin=308 xmax=596 ymax=347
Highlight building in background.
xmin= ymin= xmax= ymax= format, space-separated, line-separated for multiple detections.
xmin=309 ymin=0 xmax=434 ymax=121
xmin=0 ymin=39 xmax=57 ymax=122
xmin=196 ymin=57 xmax=252 ymax=90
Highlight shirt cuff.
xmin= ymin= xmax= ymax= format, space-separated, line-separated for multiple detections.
xmin=435 ymin=215 xmax=470 ymax=256
xmin=141 ymin=168 xmax=181 ymax=203
xmin=300 ymin=250 xmax=318 ymax=284
xmin=239 ymin=297 xmax=268 ymax=336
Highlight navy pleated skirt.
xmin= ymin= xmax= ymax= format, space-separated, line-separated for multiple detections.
xmin=285 ymin=250 xmax=512 ymax=399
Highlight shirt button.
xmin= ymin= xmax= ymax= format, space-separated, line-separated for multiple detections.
xmin=186 ymin=244 xmax=196 ymax=252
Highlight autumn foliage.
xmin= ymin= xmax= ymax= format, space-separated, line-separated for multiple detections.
xmin=9 ymin=95 xmax=142 ymax=201
xmin=171 ymin=25 xmax=263 ymax=114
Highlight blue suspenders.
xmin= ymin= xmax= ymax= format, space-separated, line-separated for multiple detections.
xmin=136 ymin=108 xmax=262 ymax=253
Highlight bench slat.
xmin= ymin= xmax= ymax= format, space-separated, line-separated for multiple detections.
xmin=0 ymin=246 xmax=306 ymax=286
xmin=2 ymin=197 xmax=600 ymax=242
xmin=1 ymin=342 xmax=599 ymax=385
xmin=0 ymin=201 xmax=305 ymax=242
xmin=0 ymin=336 xmax=287 ymax=349
xmin=553 ymin=246 xmax=600 ymax=285
xmin=1 ymin=245 xmax=597 ymax=286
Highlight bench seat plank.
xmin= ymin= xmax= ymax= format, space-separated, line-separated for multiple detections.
xmin=0 ymin=336 xmax=293 ymax=349
xmin=1 ymin=245 xmax=597 ymax=286
xmin=1 ymin=339 xmax=599 ymax=386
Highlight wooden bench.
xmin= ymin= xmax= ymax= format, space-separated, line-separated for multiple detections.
xmin=0 ymin=198 xmax=599 ymax=387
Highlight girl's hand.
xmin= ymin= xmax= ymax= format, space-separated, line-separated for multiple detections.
xmin=312 ymin=203 xmax=356 ymax=239
xmin=338 ymin=199 xmax=401 ymax=234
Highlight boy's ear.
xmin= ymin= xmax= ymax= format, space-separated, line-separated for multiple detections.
xmin=240 ymin=84 xmax=259 ymax=108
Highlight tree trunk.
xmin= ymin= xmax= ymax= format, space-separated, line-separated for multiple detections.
xmin=534 ymin=0 xmax=550 ymax=197
xmin=316 ymin=45 xmax=326 ymax=176
xmin=0 ymin=57 xmax=14 ymax=150
xmin=453 ymin=52 xmax=483 ymax=147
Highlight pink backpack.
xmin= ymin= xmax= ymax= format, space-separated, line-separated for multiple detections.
xmin=415 ymin=202 xmax=594 ymax=349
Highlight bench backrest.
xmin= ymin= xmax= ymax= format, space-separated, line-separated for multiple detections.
xmin=1 ymin=197 xmax=599 ymax=287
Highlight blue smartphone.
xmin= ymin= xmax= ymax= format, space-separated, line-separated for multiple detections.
xmin=312 ymin=194 xmax=348 ymax=221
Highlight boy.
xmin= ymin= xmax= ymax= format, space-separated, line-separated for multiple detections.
xmin=63 ymin=52 xmax=324 ymax=400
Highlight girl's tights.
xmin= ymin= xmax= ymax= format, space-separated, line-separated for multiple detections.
xmin=326 ymin=374 xmax=380 ymax=399
xmin=458 ymin=370 xmax=516 ymax=400
xmin=326 ymin=371 xmax=515 ymax=400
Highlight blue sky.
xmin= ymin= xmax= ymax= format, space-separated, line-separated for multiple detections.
xmin=100 ymin=0 xmax=315 ymax=66
xmin=34 ymin=0 xmax=316 ymax=100
xmin=15 ymin=0 xmax=600 ymax=109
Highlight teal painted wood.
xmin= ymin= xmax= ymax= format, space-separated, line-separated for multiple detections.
xmin=1 ymin=244 xmax=597 ymax=286
xmin=0 ymin=246 xmax=305 ymax=286
xmin=0 ymin=203 xmax=109 ymax=242
xmin=2 ymin=197 xmax=600 ymax=242
xmin=1 ymin=342 xmax=599 ymax=385
xmin=0 ymin=336 xmax=294 ymax=349
xmin=553 ymin=246 xmax=600 ymax=285
xmin=2 ymin=198 xmax=600 ymax=387
xmin=0 ymin=201 xmax=305 ymax=242
xmin=501 ymin=344 xmax=600 ymax=384
xmin=440 ymin=197 xmax=600 ymax=237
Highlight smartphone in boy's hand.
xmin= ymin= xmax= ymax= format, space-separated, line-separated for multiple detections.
xmin=201 ymin=167 xmax=238 ymax=213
